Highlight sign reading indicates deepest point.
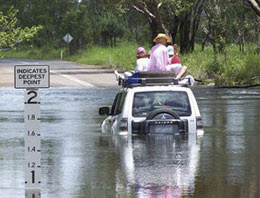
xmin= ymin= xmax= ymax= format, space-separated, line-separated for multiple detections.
xmin=15 ymin=65 xmax=50 ymax=89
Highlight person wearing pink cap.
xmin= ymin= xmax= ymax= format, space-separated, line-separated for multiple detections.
xmin=136 ymin=47 xmax=150 ymax=72
xmin=114 ymin=47 xmax=149 ymax=83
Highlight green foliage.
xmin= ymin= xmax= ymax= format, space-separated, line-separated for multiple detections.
xmin=162 ymin=0 xmax=193 ymax=16
xmin=61 ymin=4 xmax=93 ymax=53
xmin=99 ymin=11 xmax=124 ymax=46
xmin=82 ymin=1 xmax=126 ymax=46
xmin=0 ymin=6 xmax=42 ymax=57
xmin=236 ymin=53 xmax=260 ymax=82
xmin=175 ymin=43 xmax=260 ymax=86
xmin=2 ymin=46 xmax=63 ymax=60
xmin=255 ymin=46 xmax=260 ymax=54
xmin=201 ymin=0 xmax=260 ymax=54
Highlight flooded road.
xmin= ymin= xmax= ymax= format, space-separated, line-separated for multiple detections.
xmin=0 ymin=87 xmax=259 ymax=198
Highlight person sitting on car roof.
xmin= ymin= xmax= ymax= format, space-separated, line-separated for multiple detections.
xmin=136 ymin=47 xmax=150 ymax=72
xmin=148 ymin=33 xmax=171 ymax=71
xmin=166 ymin=44 xmax=194 ymax=85
xmin=166 ymin=44 xmax=187 ymax=79
xmin=114 ymin=46 xmax=150 ymax=82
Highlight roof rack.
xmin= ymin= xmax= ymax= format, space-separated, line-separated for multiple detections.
xmin=118 ymin=72 xmax=191 ymax=88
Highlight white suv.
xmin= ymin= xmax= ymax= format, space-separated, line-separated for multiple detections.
xmin=99 ymin=73 xmax=203 ymax=135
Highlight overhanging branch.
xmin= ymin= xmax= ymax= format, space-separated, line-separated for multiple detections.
xmin=130 ymin=3 xmax=156 ymax=19
xmin=248 ymin=0 xmax=260 ymax=16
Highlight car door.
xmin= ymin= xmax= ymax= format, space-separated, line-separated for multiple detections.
xmin=109 ymin=93 xmax=122 ymax=133
xmin=111 ymin=91 xmax=128 ymax=133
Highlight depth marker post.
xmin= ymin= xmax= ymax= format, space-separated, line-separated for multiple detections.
xmin=24 ymin=88 xmax=41 ymax=188
xmin=14 ymin=65 xmax=50 ymax=198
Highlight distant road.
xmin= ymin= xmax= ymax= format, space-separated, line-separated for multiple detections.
xmin=0 ymin=59 xmax=117 ymax=87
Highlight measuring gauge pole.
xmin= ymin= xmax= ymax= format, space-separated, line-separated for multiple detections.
xmin=14 ymin=65 xmax=50 ymax=198
xmin=24 ymin=89 xmax=41 ymax=189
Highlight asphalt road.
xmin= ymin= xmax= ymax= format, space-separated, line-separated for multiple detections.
xmin=0 ymin=58 xmax=118 ymax=87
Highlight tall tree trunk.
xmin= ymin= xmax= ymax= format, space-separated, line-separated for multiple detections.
xmin=190 ymin=0 xmax=206 ymax=51
xmin=148 ymin=19 xmax=158 ymax=43
xmin=172 ymin=0 xmax=205 ymax=53
xmin=170 ymin=16 xmax=180 ymax=44
xmin=179 ymin=14 xmax=191 ymax=54
xmin=258 ymin=25 xmax=260 ymax=46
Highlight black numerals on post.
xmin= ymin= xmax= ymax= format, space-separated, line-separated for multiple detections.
xmin=31 ymin=170 xmax=35 ymax=183
xmin=27 ymin=91 xmax=38 ymax=104
xmin=28 ymin=114 xmax=36 ymax=120
xmin=28 ymin=130 xmax=35 ymax=136
xmin=28 ymin=162 xmax=36 ymax=168
xmin=28 ymin=146 xmax=36 ymax=152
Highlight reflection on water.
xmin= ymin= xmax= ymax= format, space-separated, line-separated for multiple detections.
xmin=0 ymin=87 xmax=260 ymax=198
xmin=114 ymin=134 xmax=202 ymax=198
xmin=193 ymin=87 xmax=260 ymax=198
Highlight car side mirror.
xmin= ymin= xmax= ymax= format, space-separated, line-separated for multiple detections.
xmin=99 ymin=107 xmax=110 ymax=115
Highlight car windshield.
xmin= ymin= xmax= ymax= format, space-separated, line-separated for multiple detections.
xmin=132 ymin=91 xmax=191 ymax=117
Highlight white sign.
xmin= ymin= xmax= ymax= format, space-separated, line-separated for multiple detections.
xmin=63 ymin=33 xmax=73 ymax=44
xmin=14 ymin=65 xmax=50 ymax=89
xmin=24 ymin=90 xmax=41 ymax=189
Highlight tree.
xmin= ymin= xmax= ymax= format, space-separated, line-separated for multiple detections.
xmin=99 ymin=12 xmax=124 ymax=46
xmin=61 ymin=4 xmax=93 ymax=53
xmin=81 ymin=0 xmax=125 ymax=46
xmin=201 ymin=0 xmax=260 ymax=53
xmin=126 ymin=1 xmax=170 ymax=43
xmin=0 ymin=0 xmax=76 ymax=47
xmin=122 ymin=0 xmax=205 ymax=53
xmin=0 ymin=6 xmax=42 ymax=57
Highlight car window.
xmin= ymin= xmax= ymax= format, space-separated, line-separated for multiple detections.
xmin=111 ymin=92 xmax=126 ymax=115
xmin=117 ymin=92 xmax=126 ymax=114
xmin=111 ymin=93 xmax=120 ymax=115
xmin=132 ymin=91 xmax=191 ymax=117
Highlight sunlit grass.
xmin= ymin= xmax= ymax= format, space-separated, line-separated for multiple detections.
xmin=181 ymin=43 xmax=260 ymax=85
xmin=68 ymin=42 xmax=150 ymax=71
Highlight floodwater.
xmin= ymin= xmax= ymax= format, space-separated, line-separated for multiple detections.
xmin=0 ymin=86 xmax=259 ymax=198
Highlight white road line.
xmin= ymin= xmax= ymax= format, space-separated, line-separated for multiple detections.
xmin=52 ymin=71 xmax=95 ymax=87
xmin=20 ymin=62 xmax=39 ymax=65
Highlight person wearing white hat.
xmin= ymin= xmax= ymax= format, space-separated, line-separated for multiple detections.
xmin=166 ymin=44 xmax=195 ymax=85
xmin=148 ymin=33 xmax=171 ymax=71
xmin=166 ymin=44 xmax=186 ymax=78
xmin=167 ymin=45 xmax=174 ymax=63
